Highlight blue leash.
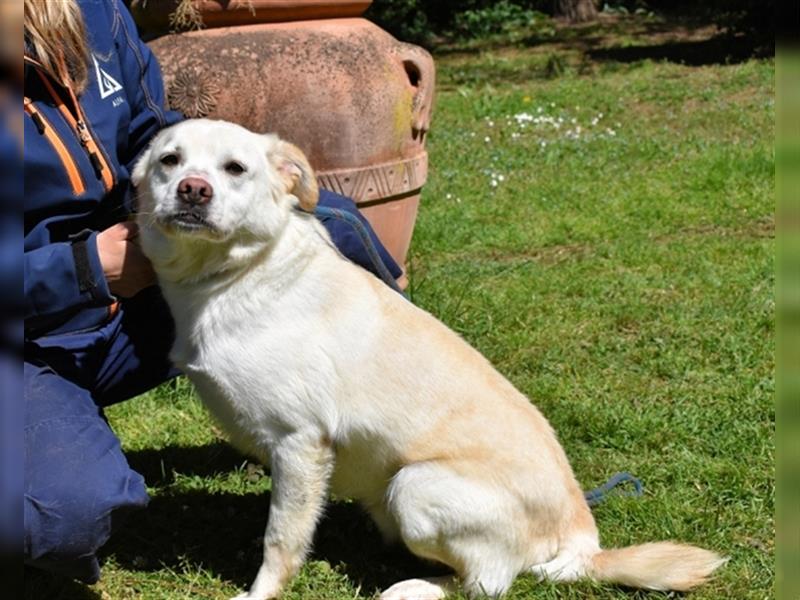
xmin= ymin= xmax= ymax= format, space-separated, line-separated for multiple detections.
xmin=584 ymin=472 xmax=643 ymax=507
xmin=312 ymin=205 xmax=643 ymax=507
xmin=313 ymin=205 xmax=406 ymax=295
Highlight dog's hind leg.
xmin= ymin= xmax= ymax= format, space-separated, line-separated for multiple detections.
xmin=232 ymin=431 xmax=334 ymax=600
xmin=380 ymin=462 xmax=528 ymax=599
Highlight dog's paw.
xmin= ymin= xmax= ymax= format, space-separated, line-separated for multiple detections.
xmin=379 ymin=577 xmax=452 ymax=600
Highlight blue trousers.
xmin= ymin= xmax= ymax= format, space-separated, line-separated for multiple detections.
xmin=24 ymin=191 xmax=400 ymax=582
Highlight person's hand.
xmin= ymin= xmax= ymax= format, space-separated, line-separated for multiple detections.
xmin=96 ymin=221 xmax=156 ymax=298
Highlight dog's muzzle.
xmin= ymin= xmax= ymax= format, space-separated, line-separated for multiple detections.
xmin=164 ymin=177 xmax=218 ymax=233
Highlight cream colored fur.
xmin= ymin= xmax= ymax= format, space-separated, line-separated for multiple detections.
xmin=133 ymin=119 xmax=725 ymax=600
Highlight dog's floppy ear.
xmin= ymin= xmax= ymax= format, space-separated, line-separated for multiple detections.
xmin=271 ymin=140 xmax=319 ymax=212
xmin=131 ymin=144 xmax=153 ymax=188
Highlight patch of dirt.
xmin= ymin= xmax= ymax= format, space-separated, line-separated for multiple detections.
xmin=481 ymin=242 xmax=593 ymax=266
xmin=648 ymin=216 xmax=775 ymax=244
xmin=452 ymin=217 xmax=773 ymax=267
xmin=549 ymin=14 xmax=721 ymax=53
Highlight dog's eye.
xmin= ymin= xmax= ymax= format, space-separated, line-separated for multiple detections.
xmin=160 ymin=153 xmax=179 ymax=167
xmin=225 ymin=161 xmax=246 ymax=176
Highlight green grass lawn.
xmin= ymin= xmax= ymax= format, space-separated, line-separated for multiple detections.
xmin=26 ymin=16 xmax=774 ymax=600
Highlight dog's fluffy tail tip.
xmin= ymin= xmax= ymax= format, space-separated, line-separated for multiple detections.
xmin=588 ymin=541 xmax=727 ymax=591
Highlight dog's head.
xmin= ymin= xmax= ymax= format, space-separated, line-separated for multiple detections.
xmin=133 ymin=118 xmax=318 ymax=243
xmin=132 ymin=119 xmax=319 ymax=283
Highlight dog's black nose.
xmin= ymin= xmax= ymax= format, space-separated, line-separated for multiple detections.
xmin=177 ymin=177 xmax=213 ymax=205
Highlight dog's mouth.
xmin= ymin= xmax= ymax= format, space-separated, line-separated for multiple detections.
xmin=160 ymin=210 xmax=219 ymax=235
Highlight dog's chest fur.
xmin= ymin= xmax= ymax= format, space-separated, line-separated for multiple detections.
xmin=160 ymin=248 xmax=407 ymax=502
xmin=165 ymin=274 xmax=334 ymax=451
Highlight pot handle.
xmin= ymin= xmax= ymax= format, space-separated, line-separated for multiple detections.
xmin=396 ymin=43 xmax=436 ymax=141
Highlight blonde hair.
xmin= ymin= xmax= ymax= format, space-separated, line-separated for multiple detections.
xmin=24 ymin=0 xmax=90 ymax=93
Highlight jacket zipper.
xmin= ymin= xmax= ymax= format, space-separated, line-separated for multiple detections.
xmin=35 ymin=69 xmax=115 ymax=193
xmin=24 ymin=97 xmax=86 ymax=196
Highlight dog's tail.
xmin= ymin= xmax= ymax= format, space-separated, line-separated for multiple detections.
xmin=587 ymin=541 xmax=726 ymax=591
xmin=532 ymin=538 xmax=725 ymax=592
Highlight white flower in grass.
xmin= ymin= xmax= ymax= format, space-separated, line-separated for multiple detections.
xmin=488 ymin=170 xmax=505 ymax=189
xmin=484 ymin=136 xmax=491 ymax=143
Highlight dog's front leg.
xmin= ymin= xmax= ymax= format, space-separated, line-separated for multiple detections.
xmin=233 ymin=432 xmax=334 ymax=600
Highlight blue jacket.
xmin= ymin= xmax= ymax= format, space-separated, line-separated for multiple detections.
xmin=24 ymin=0 xmax=182 ymax=338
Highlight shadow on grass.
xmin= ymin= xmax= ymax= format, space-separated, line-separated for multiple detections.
xmin=100 ymin=443 xmax=448 ymax=595
xmin=435 ymin=14 xmax=719 ymax=56
xmin=123 ymin=440 xmax=246 ymax=485
xmin=587 ymin=33 xmax=773 ymax=66
xmin=24 ymin=568 xmax=104 ymax=600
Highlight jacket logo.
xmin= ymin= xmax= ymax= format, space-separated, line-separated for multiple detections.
xmin=92 ymin=55 xmax=123 ymax=99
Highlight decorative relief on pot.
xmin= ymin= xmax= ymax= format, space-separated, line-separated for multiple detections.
xmin=167 ymin=70 xmax=220 ymax=117
xmin=316 ymin=153 xmax=428 ymax=203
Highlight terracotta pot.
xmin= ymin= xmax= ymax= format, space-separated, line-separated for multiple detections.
xmin=145 ymin=17 xmax=435 ymax=284
xmin=130 ymin=1 xmax=373 ymax=34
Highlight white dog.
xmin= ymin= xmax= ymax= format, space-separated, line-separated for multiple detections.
xmin=133 ymin=119 xmax=724 ymax=600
